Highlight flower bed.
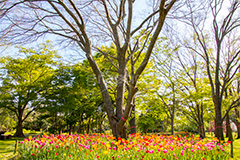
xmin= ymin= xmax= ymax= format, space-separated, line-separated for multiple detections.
xmin=18 ymin=133 xmax=230 ymax=160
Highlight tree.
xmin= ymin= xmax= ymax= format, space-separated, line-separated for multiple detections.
xmin=0 ymin=108 xmax=16 ymax=133
xmin=0 ymin=0 xmax=177 ymax=138
xmin=175 ymin=46 xmax=215 ymax=138
xmin=38 ymin=61 xmax=103 ymax=134
xmin=151 ymin=38 xmax=181 ymax=136
xmin=227 ymin=77 xmax=240 ymax=139
xmin=180 ymin=0 xmax=240 ymax=140
xmin=0 ymin=42 xmax=60 ymax=137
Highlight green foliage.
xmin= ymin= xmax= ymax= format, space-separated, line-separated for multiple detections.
xmin=36 ymin=55 xmax=106 ymax=134
xmin=0 ymin=41 xmax=61 ymax=136
xmin=0 ymin=108 xmax=16 ymax=132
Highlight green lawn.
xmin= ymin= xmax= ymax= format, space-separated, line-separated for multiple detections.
xmin=0 ymin=131 xmax=41 ymax=160
xmin=0 ymin=137 xmax=23 ymax=160
xmin=229 ymin=139 xmax=240 ymax=160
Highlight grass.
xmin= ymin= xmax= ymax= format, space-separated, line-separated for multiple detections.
xmin=0 ymin=137 xmax=23 ymax=160
xmin=0 ymin=131 xmax=41 ymax=160
xmin=229 ymin=138 xmax=240 ymax=160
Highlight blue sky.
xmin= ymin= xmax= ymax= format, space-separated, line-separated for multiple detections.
xmin=0 ymin=0 xmax=151 ymax=62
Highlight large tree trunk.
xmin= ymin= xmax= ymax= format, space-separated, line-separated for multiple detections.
xmin=129 ymin=104 xmax=136 ymax=134
xmin=86 ymin=52 xmax=120 ymax=138
xmin=115 ymin=56 xmax=128 ymax=138
xmin=214 ymin=97 xmax=224 ymax=140
xmin=14 ymin=110 xmax=25 ymax=137
xmin=14 ymin=119 xmax=24 ymax=137
xmin=215 ymin=116 xmax=224 ymax=140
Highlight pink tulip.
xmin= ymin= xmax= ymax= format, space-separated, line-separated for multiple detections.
xmin=181 ymin=150 xmax=184 ymax=156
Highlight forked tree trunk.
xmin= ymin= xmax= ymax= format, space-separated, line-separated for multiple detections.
xmin=84 ymin=1 xmax=176 ymax=139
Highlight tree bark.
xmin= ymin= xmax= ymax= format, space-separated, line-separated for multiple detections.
xmin=214 ymin=97 xmax=224 ymax=140
xmin=226 ymin=113 xmax=233 ymax=141
xmin=115 ymin=59 xmax=127 ymax=138
xmin=85 ymin=49 xmax=118 ymax=137
xmin=13 ymin=119 xmax=24 ymax=137
xmin=84 ymin=1 xmax=176 ymax=139
xmin=200 ymin=103 xmax=205 ymax=138
xmin=226 ymin=119 xmax=229 ymax=138
xmin=234 ymin=108 xmax=240 ymax=139
xmin=69 ymin=124 xmax=72 ymax=135
xmin=13 ymin=109 xmax=24 ymax=137
xmin=171 ymin=114 xmax=174 ymax=136
xmin=198 ymin=116 xmax=205 ymax=139
xmin=129 ymin=103 xmax=136 ymax=134
xmin=87 ymin=118 xmax=91 ymax=134
xmin=98 ymin=120 xmax=103 ymax=133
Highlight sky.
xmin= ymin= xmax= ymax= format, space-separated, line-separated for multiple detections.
xmin=0 ymin=0 xmax=235 ymax=63
xmin=0 ymin=0 xmax=150 ymax=63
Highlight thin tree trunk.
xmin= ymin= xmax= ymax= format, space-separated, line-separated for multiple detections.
xmin=226 ymin=113 xmax=233 ymax=141
xmin=225 ymin=89 xmax=229 ymax=138
xmin=171 ymin=84 xmax=175 ymax=136
xmin=234 ymin=108 xmax=240 ymax=139
xmin=200 ymin=103 xmax=205 ymax=138
xmin=198 ymin=120 xmax=205 ymax=139
xmin=77 ymin=113 xmax=84 ymax=134
xmin=98 ymin=121 xmax=103 ymax=133
xmin=171 ymin=114 xmax=174 ymax=136
xmin=87 ymin=118 xmax=91 ymax=134
xmin=69 ymin=124 xmax=72 ymax=135
xmin=226 ymin=119 xmax=229 ymax=138
xmin=58 ymin=119 xmax=62 ymax=134
xmin=197 ymin=103 xmax=205 ymax=138
xmin=225 ymin=111 xmax=234 ymax=158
